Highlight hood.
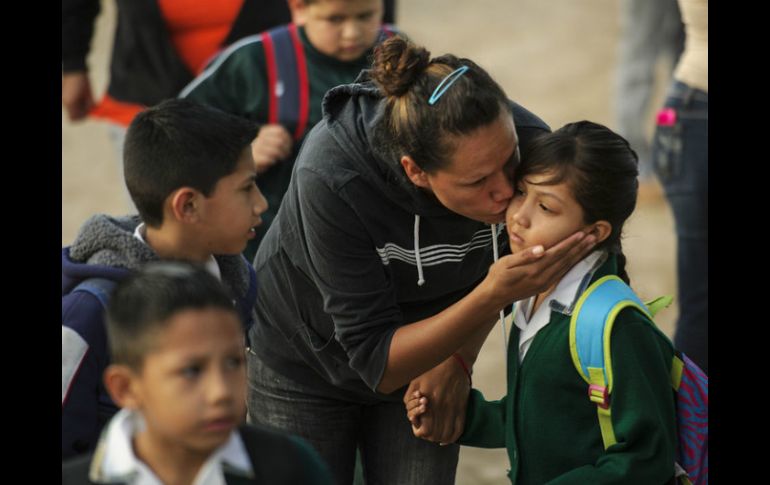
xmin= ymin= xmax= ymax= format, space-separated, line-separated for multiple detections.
xmin=62 ymin=214 xmax=154 ymax=294
xmin=62 ymin=214 xmax=255 ymax=323
xmin=320 ymin=70 xmax=455 ymax=218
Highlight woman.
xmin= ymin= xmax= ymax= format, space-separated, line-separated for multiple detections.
xmin=246 ymin=36 xmax=596 ymax=484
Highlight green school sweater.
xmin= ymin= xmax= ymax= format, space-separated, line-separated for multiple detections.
xmin=182 ymin=25 xmax=377 ymax=129
xmin=459 ymin=255 xmax=677 ymax=484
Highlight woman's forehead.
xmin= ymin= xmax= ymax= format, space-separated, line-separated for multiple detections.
xmin=445 ymin=116 xmax=517 ymax=175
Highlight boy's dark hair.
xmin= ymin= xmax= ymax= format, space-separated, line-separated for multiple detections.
xmin=123 ymin=98 xmax=258 ymax=227
xmin=370 ymin=36 xmax=510 ymax=173
xmin=106 ymin=261 xmax=237 ymax=370
xmin=517 ymin=120 xmax=639 ymax=281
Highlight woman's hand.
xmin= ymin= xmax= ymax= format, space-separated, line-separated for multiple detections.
xmin=402 ymin=356 xmax=469 ymax=444
xmin=479 ymin=231 xmax=596 ymax=309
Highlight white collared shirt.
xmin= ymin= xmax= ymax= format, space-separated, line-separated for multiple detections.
xmin=133 ymin=223 xmax=221 ymax=281
xmin=91 ymin=409 xmax=253 ymax=485
xmin=513 ymin=251 xmax=606 ymax=362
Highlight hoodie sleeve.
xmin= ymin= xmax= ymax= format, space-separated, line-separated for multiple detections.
xmin=62 ymin=0 xmax=101 ymax=72
xmin=295 ymin=166 xmax=403 ymax=392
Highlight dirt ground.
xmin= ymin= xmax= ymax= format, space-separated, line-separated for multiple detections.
xmin=61 ymin=2 xmax=679 ymax=483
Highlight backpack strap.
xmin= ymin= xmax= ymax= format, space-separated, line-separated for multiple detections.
xmin=261 ymin=24 xmax=309 ymax=142
xmin=71 ymin=278 xmax=118 ymax=310
xmin=569 ymin=275 xmax=652 ymax=449
xmin=261 ymin=23 xmax=398 ymax=143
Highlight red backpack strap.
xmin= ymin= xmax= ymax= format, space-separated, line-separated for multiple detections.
xmin=260 ymin=31 xmax=279 ymax=125
xmin=261 ymin=24 xmax=309 ymax=141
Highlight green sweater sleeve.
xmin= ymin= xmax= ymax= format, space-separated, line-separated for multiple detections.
xmin=179 ymin=40 xmax=268 ymax=122
xmin=458 ymin=388 xmax=508 ymax=448
xmin=546 ymin=315 xmax=676 ymax=484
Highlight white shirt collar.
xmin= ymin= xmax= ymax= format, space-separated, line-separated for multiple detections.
xmin=513 ymin=251 xmax=607 ymax=362
xmin=133 ymin=223 xmax=221 ymax=281
xmin=91 ymin=409 xmax=253 ymax=485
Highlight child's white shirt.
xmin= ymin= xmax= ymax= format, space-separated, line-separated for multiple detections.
xmin=92 ymin=408 xmax=253 ymax=485
xmin=513 ymin=251 xmax=606 ymax=362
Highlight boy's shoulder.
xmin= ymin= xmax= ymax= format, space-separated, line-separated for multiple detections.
xmin=238 ymin=424 xmax=332 ymax=484
xmin=65 ymin=215 xmax=154 ymax=271
xmin=61 ymin=452 xmax=97 ymax=485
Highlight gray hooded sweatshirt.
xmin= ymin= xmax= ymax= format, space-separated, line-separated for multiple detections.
xmin=249 ymin=73 xmax=550 ymax=403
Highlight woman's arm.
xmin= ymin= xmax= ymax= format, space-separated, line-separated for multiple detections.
xmin=378 ymin=231 xmax=594 ymax=393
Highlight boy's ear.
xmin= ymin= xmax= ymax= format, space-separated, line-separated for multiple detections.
xmin=586 ymin=220 xmax=612 ymax=245
xmin=104 ymin=365 xmax=143 ymax=410
xmin=169 ymin=187 xmax=201 ymax=223
xmin=287 ymin=0 xmax=308 ymax=24
xmin=400 ymin=155 xmax=430 ymax=189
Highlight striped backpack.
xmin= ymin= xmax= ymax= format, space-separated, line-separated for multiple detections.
xmin=570 ymin=275 xmax=708 ymax=485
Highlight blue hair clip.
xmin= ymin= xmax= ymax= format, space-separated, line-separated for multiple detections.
xmin=428 ymin=66 xmax=469 ymax=106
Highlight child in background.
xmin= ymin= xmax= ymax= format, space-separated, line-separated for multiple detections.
xmin=180 ymin=0 xmax=399 ymax=260
xmin=62 ymin=262 xmax=333 ymax=484
xmin=62 ymin=99 xmax=266 ymax=459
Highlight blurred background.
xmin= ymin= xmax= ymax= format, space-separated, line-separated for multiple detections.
xmin=62 ymin=1 xmax=679 ymax=483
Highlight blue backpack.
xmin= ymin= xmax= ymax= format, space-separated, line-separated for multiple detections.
xmin=570 ymin=275 xmax=708 ymax=485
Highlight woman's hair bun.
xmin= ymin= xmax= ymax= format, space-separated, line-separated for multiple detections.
xmin=371 ymin=36 xmax=431 ymax=97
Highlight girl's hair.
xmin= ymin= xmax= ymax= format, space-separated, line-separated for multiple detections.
xmin=370 ymin=36 xmax=510 ymax=172
xmin=517 ymin=121 xmax=639 ymax=283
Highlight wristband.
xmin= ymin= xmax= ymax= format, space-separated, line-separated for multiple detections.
xmin=451 ymin=353 xmax=472 ymax=387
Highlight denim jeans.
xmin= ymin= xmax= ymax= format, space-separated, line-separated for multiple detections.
xmin=246 ymin=349 xmax=459 ymax=485
xmin=652 ymin=80 xmax=708 ymax=374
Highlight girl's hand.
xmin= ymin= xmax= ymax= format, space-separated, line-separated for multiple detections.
xmin=405 ymin=390 xmax=428 ymax=428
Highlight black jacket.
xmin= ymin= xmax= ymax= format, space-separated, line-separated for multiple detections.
xmin=248 ymin=72 xmax=551 ymax=403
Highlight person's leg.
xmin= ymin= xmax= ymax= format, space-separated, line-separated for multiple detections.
xmin=246 ymin=350 xmax=360 ymax=484
xmin=359 ymin=400 xmax=460 ymax=485
xmin=616 ymin=0 xmax=683 ymax=181
xmin=652 ymin=81 xmax=708 ymax=374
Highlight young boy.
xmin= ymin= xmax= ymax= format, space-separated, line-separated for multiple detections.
xmin=62 ymin=99 xmax=267 ymax=459
xmin=62 ymin=262 xmax=333 ymax=484
xmin=179 ymin=0 xmax=398 ymax=260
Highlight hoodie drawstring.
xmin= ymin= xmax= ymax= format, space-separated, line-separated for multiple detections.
xmin=491 ymin=223 xmax=508 ymax=352
xmin=414 ymin=215 xmax=426 ymax=286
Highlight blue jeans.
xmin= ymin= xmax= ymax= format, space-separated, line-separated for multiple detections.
xmin=652 ymin=80 xmax=708 ymax=374
xmin=246 ymin=350 xmax=459 ymax=485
